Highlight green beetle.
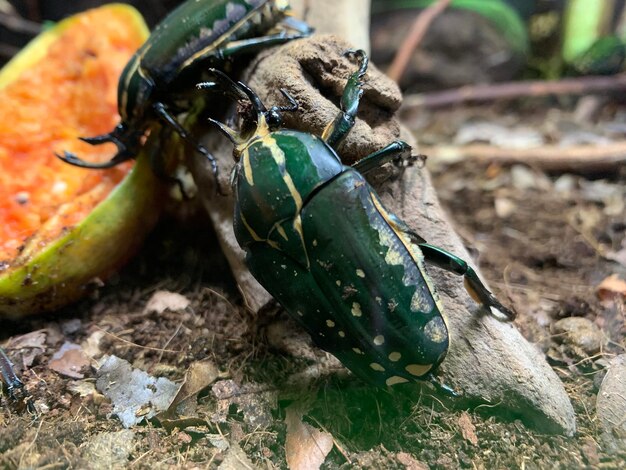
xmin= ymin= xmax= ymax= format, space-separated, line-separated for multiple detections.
xmin=58 ymin=0 xmax=311 ymax=176
xmin=199 ymin=51 xmax=515 ymax=390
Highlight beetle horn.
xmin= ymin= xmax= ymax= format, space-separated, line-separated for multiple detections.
xmin=207 ymin=117 xmax=245 ymax=146
xmin=200 ymin=68 xmax=268 ymax=117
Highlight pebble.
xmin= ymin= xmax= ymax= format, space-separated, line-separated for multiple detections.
xmin=552 ymin=317 xmax=606 ymax=355
xmin=81 ymin=430 xmax=135 ymax=470
xmin=596 ymin=354 xmax=626 ymax=454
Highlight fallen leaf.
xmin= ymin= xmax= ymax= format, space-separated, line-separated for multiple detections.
xmin=218 ymin=442 xmax=255 ymax=470
xmin=285 ymin=405 xmax=333 ymax=470
xmin=211 ymin=380 xmax=275 ymax=429
xmin=81 ymin=430 xmax=136 ymax=470
xmin=81 ymin=330 xmax=105 ymax=359
xmin=6 ymin=330 xmax=47 ymax=367
xmin=159 ymin=360 xmax=219 ymax=423
xmin=67 ymin=380 xmax=98 ymax=399
xmin=144 ymin=290 xmax=191 ymax=313
xmin=597 ymin=274 xmax=626 ymax=302
xmin=96 ymin=355 xmax=179 ymax=428
xmin=49 ymin=342 xmax=90 ymax=379
xmin=458 ymin=411 xmax=479 ymax=446
xmin=396 ymin=452 xmax=429 ymax=470
xmin=606 ymin=247 xmax=626 ymax=269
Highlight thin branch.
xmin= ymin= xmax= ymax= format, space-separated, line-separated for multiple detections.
xmin=403 ymin=74 xmax=626 ymax=109
xmin=420 ymin=141 xmax=626 ymax=172
xmin=387 ymin=0 xmax=452 ymax=83
xmin=0 ymin=12 xmax=41 ymax=35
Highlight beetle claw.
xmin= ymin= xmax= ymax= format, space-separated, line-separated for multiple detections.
xmin=426 ymin=373 xmax=460 ymax=398
xmin=55 ymin=150 xmax=132 ymax=169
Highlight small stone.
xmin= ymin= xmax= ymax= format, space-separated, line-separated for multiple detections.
xmin=81 ymin=430 xmax=135 ymax=470
xmin=554 ymin=174 xmax=577 ymax=193
xmin=596 ymin=354 xmax=626 ymax=454
xmin=552 ymin=317 xmax=606 ymax=355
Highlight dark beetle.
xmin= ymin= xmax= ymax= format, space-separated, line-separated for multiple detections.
xmin=199 ymin=51 xmax=515 ymax=390
xmin=0 ymin=347 xmax=23 ymax=400
xmin=58 ymin=0 xmax=311 ymax=176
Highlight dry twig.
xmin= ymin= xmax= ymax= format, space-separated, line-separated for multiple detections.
xmin=420 ymin=141 xmax=626 ymax=172
xmin=403 ymin=74 xmax=626 ymax=109
xmin=387 ymin=0 xmax=452 ymax=82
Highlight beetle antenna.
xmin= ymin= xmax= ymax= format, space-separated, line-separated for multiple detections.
xmin=235 ymin=80 xmax=267 ymax=114
xmin=277 ymin=89 xmax=298 ymax=112
xmin=201 ymin=68 xmax=268 ymax=118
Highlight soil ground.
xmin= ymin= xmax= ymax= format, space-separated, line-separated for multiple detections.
xmin=1 ymin=98 xmax=625 ymax=469
xmin=1 ymin=1 xmax=625 ymax=468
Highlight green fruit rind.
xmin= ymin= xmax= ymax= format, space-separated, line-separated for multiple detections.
xmin=0 ymin=147 xmax=164 ymax=318
xmin=372 ymin=0 xmax=529 ymax=54
xmin=0 ymin=6 xmax=162 ymax=318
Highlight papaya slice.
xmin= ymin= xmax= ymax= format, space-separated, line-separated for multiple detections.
xmin=0 ymin=5 xmax=164 ymax=318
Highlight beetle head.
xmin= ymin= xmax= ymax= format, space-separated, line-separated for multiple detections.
xmin=198 ymin=69 xmax=299 ymax=157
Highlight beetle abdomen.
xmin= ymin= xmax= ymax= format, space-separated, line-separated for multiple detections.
xmin=301 ymin=170 xmax=450 ymax=381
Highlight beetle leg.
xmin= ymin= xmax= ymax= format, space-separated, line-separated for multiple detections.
xmin=56 ymin=123 xmax=141 ymax=169
xmin=217 ymin=30 xmax=312 ymax=60
xmin=216 ymin=15 xmax=313 ymax=60
xmin=351 ymin=140 xmax=418 ymax=175
xmin=322 ymin=49 xmax=369 ymax=149
xmin=417 ymin=243 xmax=517 ymax=320
xmin=0 ymin=347 xmax=24 ymax=401
xmin=152 ymin=102 xmax=224 ymax=194
xmin=426 ymin=373 xmax=460 ymax=397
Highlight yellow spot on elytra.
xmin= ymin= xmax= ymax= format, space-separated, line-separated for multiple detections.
xmin=373 ymin=335 xmax=385 ymax=346
xmin=406 ymin=364 xmax=432 ymax=377
xmin=336 ymin=280 xmax=341 ymax=286
xmin=297 ymin=311 xmax=304 ymax=317
xmin=326 ymin=320 xmax=335 ymax=328
xmin=386 ymin=376 xmax=409 ymax=386
xmin=424 ymin=317 xmax=447 ymax=344
xmin=338 ymin=331 xmax=345 ymax=338
xmin=384 ymin=246 xmax=404 ymax=266
xmin=356 ymin=269 xmax=365 ymax=278
xmin=370 ymin=363 xmax=385 ymax=372
xmin=351 ymin=303 xmax=362 ymax=317
xmin=411 ymin=289 xmax=433 ymax=313
xmin=388 ymin=352 xmax=402 ymax=362
xmin=313 ymin=239 xmax=318 ymax=247
xmin=353 ymin=348 xmax=364 ymax=355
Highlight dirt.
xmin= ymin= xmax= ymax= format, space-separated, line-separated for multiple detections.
xmin=1 ymin=2 xmax=625 ymax=469
xmin=0 ymin=97 xmax=624 ymax=469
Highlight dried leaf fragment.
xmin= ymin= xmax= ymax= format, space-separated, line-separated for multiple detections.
xmin=597 ymin=274 xmax=626 ymax=302
xmin=285 ymin=405 xmax=334 ymax=470
xmin=458 ymin=411 xmax=479 ymax=446
xmin=48 ymin=342 xmax=90 ymax=379
xmin=144 ymin=290 xmax=191 ymax=313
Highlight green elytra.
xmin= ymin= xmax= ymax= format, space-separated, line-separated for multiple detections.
xmin=200 ymin=50 xmax=515 ymax=391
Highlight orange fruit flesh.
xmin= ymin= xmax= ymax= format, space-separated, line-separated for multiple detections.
xmin=0 ymin=8 xmax=145 ymax=263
